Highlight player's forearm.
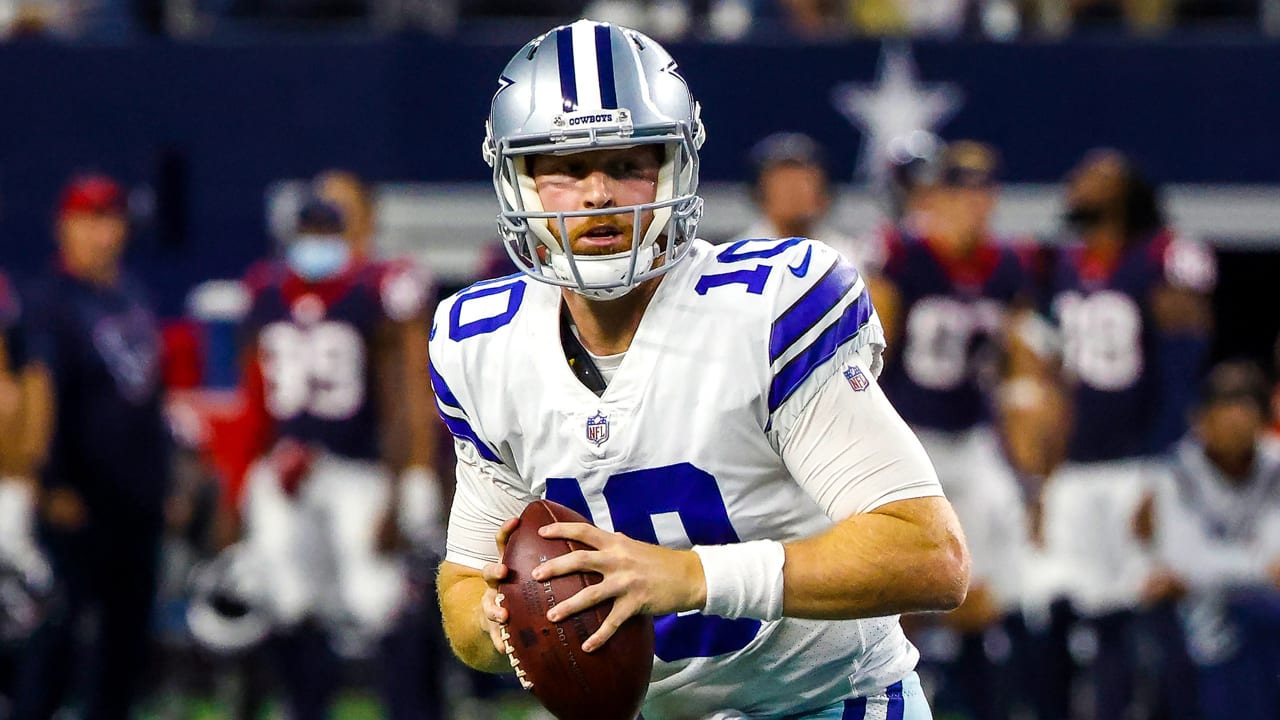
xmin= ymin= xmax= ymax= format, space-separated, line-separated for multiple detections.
xmin=437 ymin=563 xmax=510 ymax=674
xmin=17 ymin=365 xmax=53 ymax=476
xmin=781 ymin=496 xmax=969 ymax=619
xmin=403 ymin=321 xmax=438 ymax=469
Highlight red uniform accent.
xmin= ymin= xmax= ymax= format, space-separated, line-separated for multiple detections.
xmin=161 ymin=319 xmax=204 ymax=390
xmin=921 ymin=236 xmax=1003 ymax=291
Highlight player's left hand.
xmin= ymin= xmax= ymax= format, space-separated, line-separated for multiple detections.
xmin=532 ymin=522 xmax=705 ymax=653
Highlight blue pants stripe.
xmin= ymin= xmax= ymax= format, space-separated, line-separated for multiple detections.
xmin=841 ymin=696 xmax=867 ymax=719
xmin=886 ymin=680 xmax=905 ymax=720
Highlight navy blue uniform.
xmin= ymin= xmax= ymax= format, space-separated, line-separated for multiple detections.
xmin=241 ymin=259 xmax=429 ymax=460
xmin=12 ymin=266 xmax=169 ymax=720
xmin=1048 ymin=231 xmax=1216 ymax=462
xmin=879 ymin=233 xmax=1029 ymax=432
xmin=23 ymin=267 xmax=169 ymax=511
xmin=1 ymin=271 xmax=25 ymax=370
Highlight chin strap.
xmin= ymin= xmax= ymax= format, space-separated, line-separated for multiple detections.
xmin=559 ymin=303 xmax=608 ymax=397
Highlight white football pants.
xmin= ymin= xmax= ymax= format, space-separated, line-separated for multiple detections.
xmin=242 ymin=452 xmax=405 ymax=640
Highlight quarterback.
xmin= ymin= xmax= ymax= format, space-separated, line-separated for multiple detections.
xmin=434 ymin=20 xmax=969 ymax=720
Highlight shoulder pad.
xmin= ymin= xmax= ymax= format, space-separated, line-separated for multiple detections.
xmin=721 ymin=238 xmax=882 ymax=422
xmin=434 ymin=273 xmax=529 ymax=345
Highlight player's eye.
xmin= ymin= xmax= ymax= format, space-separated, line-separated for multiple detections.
xmin=611 ymin=159 xmax=655 ymax=181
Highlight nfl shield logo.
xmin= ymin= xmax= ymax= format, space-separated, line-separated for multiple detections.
xmin=586 ymin=411 xmax=610 ymax=446
xmin=843 ymin=365 xmax=869 ymax=392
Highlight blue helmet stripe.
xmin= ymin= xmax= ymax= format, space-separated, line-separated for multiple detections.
xmin=768 ymin=258 xmax=862 ymax=362
xmin=556 ymin=26 xmax=577 ymax=112
xmin=768 ymin=287 xmax=875 ymax=414
xmin=594 ymin=23 xmax=618 ymax=109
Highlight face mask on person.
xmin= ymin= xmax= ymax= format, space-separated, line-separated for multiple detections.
xmin=286 ymin=235 xmax=350 ymax=281
xmin=1062 ymin=205 xmax=1108 ymax=235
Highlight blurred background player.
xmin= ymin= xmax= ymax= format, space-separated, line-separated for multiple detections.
xmin=1143 ymin=359 xmax=1280 ymax=720
xmin=1037 ymin=149 xmax=1217 ymax=720
xmin=0 ymin=265 xmax=53 ymax=717
xmin=735 ymin=132 xmax=867 ymax=262
xmin=313 ymin=167 xmax=454 ymax=720
xmin=871 ymin=140 xmax=1034 ymax=719
xmin=10 ymin=173 xmax=171 ymax=720
xmin=225 ymin=193 xmax=444 ymax=720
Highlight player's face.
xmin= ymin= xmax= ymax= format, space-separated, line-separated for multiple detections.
xmin=1196 ymin=400 xmax=1265 ymax=462
xmin=938 ymin=186 xmax=996 ymax=244
xmin=317 ymin=175 xmax=373 ymax=249
xmin=758 ymin=164 xmax=829 ymax=233
xmin=529 ymin=145 xmax=663 ymax=257
xmin=1065 ymin=155 xmax=1125 ymax=237
xmin=58 ymin=211 xmax=128 ymax=274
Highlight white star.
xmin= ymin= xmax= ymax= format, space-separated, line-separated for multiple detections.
xmin=831 ymin=42 xmax=964 ymax=181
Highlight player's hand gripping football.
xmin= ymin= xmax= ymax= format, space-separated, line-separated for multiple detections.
xmin=532 ymin=522 xmax=706 ymax=653
xmin=480 ymin=516 xmax=520 ymax=656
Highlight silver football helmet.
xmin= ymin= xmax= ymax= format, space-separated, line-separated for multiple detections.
xmin=483 ymin=19 xmax=706 ymax=300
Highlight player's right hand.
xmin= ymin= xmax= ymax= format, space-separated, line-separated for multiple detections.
xmin=480 ymin=516 xmax=520 ymax=655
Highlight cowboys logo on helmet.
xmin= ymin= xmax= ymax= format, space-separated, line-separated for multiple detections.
xmin=484 ymin=19 xmax=706 ymax=300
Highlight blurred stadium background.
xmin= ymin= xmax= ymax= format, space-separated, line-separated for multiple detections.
xmin=1 ymin=1 xmax=1279 ymax=719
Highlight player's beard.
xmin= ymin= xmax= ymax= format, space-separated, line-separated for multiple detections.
xmin=556 ymin=214 xmax=650 ymax=257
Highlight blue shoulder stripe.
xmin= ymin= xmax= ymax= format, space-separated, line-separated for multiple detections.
xmin=768 ymin=286 xmax=874 ymax=414
xmin=428 ymin=359 xmax=462 ymax=414
xmin=440 ymin=413 xmax=502 ymax=464
xmin=769 ymin=258 xmax=862 ymax=362
xmin=428 ymin=358 xmax=502 ymax=463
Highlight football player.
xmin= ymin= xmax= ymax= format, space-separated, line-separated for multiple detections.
xmin=10 ymin=173 xmax=169 ymax=720
xmin=0 ymin=267 xmax=53 ymax=710
xmin=734 ymin=133 xmax=873 ymax=270
xmin=872 ymin=141 xmax=1033 ymax=720
xmin=1143 ymin=360 xmax=1280 ymax=720
xmin=435 ymin=20 xmax=968 ymax=719
xmin=231 ymin=195 xmax=442 ymax=719
xmin=1037 ymin=150 xmax=1216 ymax=718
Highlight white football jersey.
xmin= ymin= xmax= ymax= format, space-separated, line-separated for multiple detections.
xmin=432 ymin=238 xmax=937 ymax=719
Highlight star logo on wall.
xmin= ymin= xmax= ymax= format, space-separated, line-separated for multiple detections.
xmin=831 ymin=43 xmax=964 ymax=181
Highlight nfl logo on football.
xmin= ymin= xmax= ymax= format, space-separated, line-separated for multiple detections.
xmin=844 ymin=365 xmax=869 ymax=392
xmin=586 ymin=411 xmax=610 ymax=446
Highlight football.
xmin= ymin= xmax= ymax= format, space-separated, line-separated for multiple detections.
xmin=498 ymin=499 xmax=655 ymax=720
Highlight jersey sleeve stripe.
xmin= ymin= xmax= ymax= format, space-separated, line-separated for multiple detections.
xmin=769 ymin=258 xmax=862 ymax=362
xmin=767 ymin=286 xmax=875 ymax=414
xmin=428 ymin=357 xmax=502 ymax=463
xmin=439 ymin=412 xmax=503 ymax=464
xmin=428 ymin=359 xmax=464 ymax=414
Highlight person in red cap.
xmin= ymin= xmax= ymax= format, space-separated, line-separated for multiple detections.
xmin=10 ymin=172 xmax=171 ymax=720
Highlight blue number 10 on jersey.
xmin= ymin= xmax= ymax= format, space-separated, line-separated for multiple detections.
xmin=546 ymin=463 xmax=762 ymax=662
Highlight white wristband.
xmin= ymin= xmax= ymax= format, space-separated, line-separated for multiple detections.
xmin=691 ymin=540 xmax=786 ymax=621
xmin=0 ymin=478 xmax=36 ymax=549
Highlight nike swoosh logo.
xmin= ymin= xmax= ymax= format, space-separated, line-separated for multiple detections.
xmin=788 ymin=246 xmax=813 ymax=278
